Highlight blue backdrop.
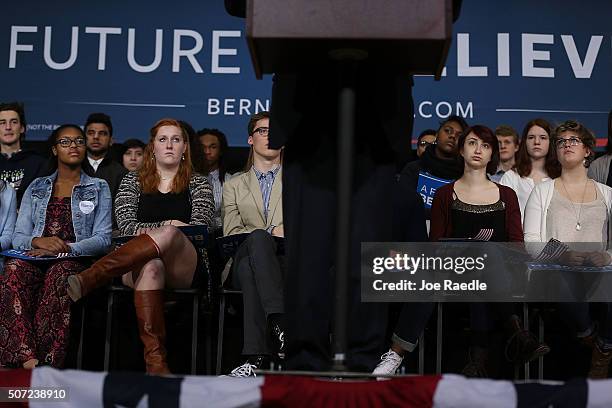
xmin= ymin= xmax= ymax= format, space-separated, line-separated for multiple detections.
xmin=1 ymin=0 xmax=610 ymax=147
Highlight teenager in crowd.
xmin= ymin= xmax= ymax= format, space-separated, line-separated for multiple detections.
xmin=524 ymin=120 xmax=612 ymax=378
xmin=400 ymin=116 xmax=467 ymax=228
xmin=588 ymin=109 xmax=612 ymax=186
xmin=67 ymin=118 xmax=214 ymax=375
xmin=81 ymin=113 xmax=128 ymax=200
xmin=430 ymin=125 xmax=549 ymax=377
xmin=500 ymin=119 xmax=561 ymax=222
xmin=0 ymin=102 xmax=46 ymax=205
xmin=415 ymin=129 xmax=437 ymax=158
xmin=401 ymin=116 xmax=467 ymax=188
xmin=121 ymin=138 xmax=146 ymax=172
xmin=0 ymin=125 xmax=112 ymax=369
xmin=222 ymin=111 xmax=285 ymax=377
xmin=192 ymin=128 xmax=232 ymax=231
xmin=489 ymin=125 xmax=519 ymax=182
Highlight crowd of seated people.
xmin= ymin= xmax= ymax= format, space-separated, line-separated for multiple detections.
xmin=0 ymin=99 xmax=611 ymax=381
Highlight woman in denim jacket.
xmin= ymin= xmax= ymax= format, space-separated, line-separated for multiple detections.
xmin=0 ymin=124 xmax=112 ymax=369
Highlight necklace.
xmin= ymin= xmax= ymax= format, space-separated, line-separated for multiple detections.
xmin=559 ymin=178 xmax=589 ymax=231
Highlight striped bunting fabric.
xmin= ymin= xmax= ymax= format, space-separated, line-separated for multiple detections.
xmin=1 ymin=367 xmax=612 ymax=407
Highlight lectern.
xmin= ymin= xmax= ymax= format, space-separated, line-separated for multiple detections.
xmin=245 ymin=0 xmax=453 ymax=371
xmin=246 ymin=0 xmax=453 ymax=79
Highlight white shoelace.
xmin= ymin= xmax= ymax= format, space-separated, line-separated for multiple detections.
xmin=373 ymin=350 xmax=403 ymax=375
xmin=229 ymin=362 xmax=257 ymax=377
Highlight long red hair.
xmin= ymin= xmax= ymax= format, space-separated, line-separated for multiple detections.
xmin=139 ymin=118 xmax=193 ymax=194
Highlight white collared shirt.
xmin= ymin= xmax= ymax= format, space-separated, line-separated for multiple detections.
xmin=88 ymin=156 xmax=104 ymax=172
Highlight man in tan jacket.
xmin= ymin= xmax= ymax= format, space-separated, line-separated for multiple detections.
xmin=222 ymin=111 xmax=284 ymax=377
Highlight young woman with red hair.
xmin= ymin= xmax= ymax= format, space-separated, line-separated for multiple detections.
xmin=67 ymin=118 xmax=214 ymax=374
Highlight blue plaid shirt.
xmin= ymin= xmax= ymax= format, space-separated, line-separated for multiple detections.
xmin=253 ymin=165 xmax=281 ymax=222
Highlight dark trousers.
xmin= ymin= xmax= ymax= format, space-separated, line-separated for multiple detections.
xmin=557 ymin=303 xmax=612 ymax=349
xmin=232 ymin=229 xmax=284 ymax=356
xmin=469 ymin=303 xmax=517 ymax=347
xmin=283 ymin=159 xmax=397 ymax=371
xmin=271 ymin=67 xmax=414 ymax=372
xmin=393 ymin=303 xmax=435 ymax=352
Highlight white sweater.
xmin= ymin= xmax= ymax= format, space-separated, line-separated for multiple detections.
xmin=523 ymin=178 xmax=612 ymax=257
xmin=500 ymin=169 xmax=550 ymax=224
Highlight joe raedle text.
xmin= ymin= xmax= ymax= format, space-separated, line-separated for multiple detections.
xmin=372 ymin=279 xmax=487 ymax=292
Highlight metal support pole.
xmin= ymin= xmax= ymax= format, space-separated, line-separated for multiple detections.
xmin=332 ymin=85 xmax=355 ymax=371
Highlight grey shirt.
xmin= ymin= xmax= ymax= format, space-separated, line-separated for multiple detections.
xmin=546 ymin=188 xmax=608 ymax=250
xmin=588 ymin=154 xmax=612 ymax=185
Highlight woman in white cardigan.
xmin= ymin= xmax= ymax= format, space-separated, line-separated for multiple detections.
xmin=523 ymin=120 xmax=612 ymax=378
xmin=500 ymin=118 xmax=560 ymax=223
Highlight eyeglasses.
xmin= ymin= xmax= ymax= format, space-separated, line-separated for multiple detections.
xmin=418 ymin=140 xmax=437 ymax=147
xmin=252 ymin=127 xmax=269 ymax=136
xmin=56 ymin=137 xmax=86 ymax=148
xmin=555 ymin=137 xmax=583 ymax=149
xmin=442 ymin=126 xmax=462 ymax=138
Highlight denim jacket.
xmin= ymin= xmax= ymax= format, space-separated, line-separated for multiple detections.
xmin=0 ymin=183 xmax=17 ymax=251
xmin=13 ymin=171 xmax=112 ymax=256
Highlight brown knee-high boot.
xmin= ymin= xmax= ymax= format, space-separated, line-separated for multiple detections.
xmin=67 ymin=234 xmax=160 ymax=302
xmin=135 ymin=290 xmax=170 ymax=375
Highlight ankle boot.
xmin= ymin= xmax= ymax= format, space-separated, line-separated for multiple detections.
xmin=67 ymin=234 xmax=160 ymax=301
xmin=588 ymin=342 xmax=612 ymax=379
xmin=134 ymin=290 xmax=170 ymax=375
xmin=504 ymin=315 xmax=550 ymax=364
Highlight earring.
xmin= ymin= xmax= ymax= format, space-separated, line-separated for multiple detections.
xmin=182 ymin=154 xmax=185 ymax=161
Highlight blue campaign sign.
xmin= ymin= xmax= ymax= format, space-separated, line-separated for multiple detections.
xmin=417 ymin=172 xmax=453 ymax=209
xmin=0 ymin=0 xmax=610 ymax=146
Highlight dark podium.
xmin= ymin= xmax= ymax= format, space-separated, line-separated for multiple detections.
xmin=245 ymin=0 xmax=453 ymax=372
xmin=246 ymin=0 xmax=453 ymax=79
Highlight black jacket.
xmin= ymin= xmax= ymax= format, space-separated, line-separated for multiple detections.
xmin=399 ymin=144 xmax=463 ymax=190
xmin=0 ymin=149 xmax=47 ymax=205
xmin=82 ymin=156 xmax=128 ymax=200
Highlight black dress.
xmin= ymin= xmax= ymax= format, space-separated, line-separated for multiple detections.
xmin=450 ymin=192 xmax=507 ymax=242
xmin=137 ymin=190 xmax=191 ymax=224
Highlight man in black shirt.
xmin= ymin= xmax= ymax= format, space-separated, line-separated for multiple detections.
xmin=82 ymin=113 xmax=128 ymax=201
xmin=0 ymin=102 xmax=46 ymax=205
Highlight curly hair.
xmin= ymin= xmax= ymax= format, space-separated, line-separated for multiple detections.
xmin=553 ymin=120 xmax=596 ymax=168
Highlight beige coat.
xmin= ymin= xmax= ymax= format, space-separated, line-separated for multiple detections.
xmin=222 ymin=167 xmax=283 ymax=236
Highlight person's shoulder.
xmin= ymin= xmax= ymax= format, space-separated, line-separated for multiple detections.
xmin=531 ymin=178 xmax=554 ymax=195
xmin=0 ymin=181 xmax=15 ymax=194
xmin=593 ymin=179 xmax=612 ymax=195
xmin=82 ymin=171 xmax=109 ymax=186
xmin=11 ymin=149 xmax=45 ymax=163
xmin=119 ymin=171 xmax=139 ymax=187
xmin=401 ymin=159 xmax=421 ymax=174
xmin=225 ymin=170 xmax=248 ymax=187
xmin=190 ymin=172 xmax=210 ymax=186
xmin=107 ymin=158 xmax=128 ymax=172
xmin=496 ymin=182 xmax=519 ymax=198
xmin=500 ymin=169 xmax=520 ymax=181
xmin=435 ymin=181 xmax=455 ymax=197
xmin=591 ymin=154 xmax=612 ymax=166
